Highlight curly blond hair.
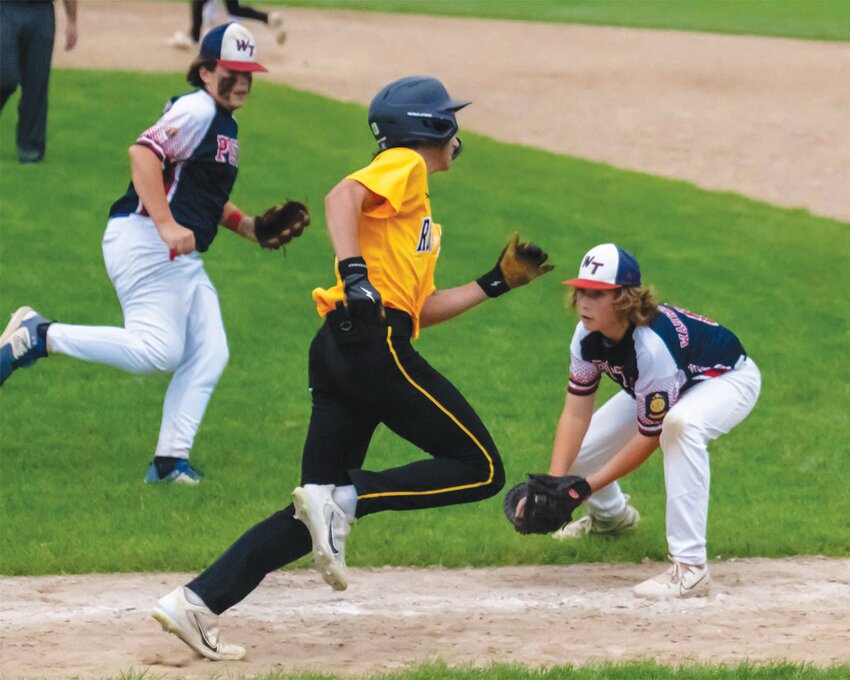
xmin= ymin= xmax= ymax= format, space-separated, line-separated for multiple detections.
xmin=570 ymin=286 xmax=658 ymax=326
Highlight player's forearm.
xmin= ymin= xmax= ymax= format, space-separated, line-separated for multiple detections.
xmin=128 ymin=145 xmax=176 ymax=230
xmin=419 ymin=282 xmax=488 ymax=328
xmin=220 ymin=201 xmax=256 ymax=240
xmin=587 ymin=433 xmax=659 ymax=492
xmin=325 ymin=180 xmax=367 ymax=261
xmin=548 ymin=393 xmax=594 ymax=475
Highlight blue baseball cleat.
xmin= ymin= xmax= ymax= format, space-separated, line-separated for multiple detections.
xmin=0 ymin=306 xmax=50 ymax=386
xmin=144 ymin=458 xmax=205 ymax=485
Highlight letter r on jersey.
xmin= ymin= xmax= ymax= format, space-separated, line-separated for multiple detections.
xmin=416 ymin=217 xmax=432 ymax=252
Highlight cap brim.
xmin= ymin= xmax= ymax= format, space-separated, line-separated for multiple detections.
xmin=444 ymin=98 xmax=471 ymax=112
xmin=218 ymin=59 xmax=268 ymax=73
xmin=562 ymin=278 xmax=621 ymax=289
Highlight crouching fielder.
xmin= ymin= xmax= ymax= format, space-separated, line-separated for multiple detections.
xmin=505 ymin=243 xmax=760 ymax=599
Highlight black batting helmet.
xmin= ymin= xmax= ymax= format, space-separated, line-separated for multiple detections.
xmin=368 ymin=76 xmax=471 ymax=151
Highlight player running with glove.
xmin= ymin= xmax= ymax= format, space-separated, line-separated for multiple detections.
xmin=504 ymin=243 xmax=760 ymax=599
xmin=0 ymin=23 xmax=309 ymax=483
xmin=151 ymin=75 xmax=553 ymax=661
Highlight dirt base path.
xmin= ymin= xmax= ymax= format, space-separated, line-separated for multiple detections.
xmin=1 ymin=558 xmax=849 ymax=678
xmin=52 ymin=2 xmax=849 ymax=221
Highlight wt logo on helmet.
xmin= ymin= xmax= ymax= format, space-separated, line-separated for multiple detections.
xmin=235 ymin=39 xmax=255 ymax=56
xmin=583 ymin=255 xmax=604 ymax=274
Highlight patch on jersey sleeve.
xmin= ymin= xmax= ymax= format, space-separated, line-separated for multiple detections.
xmin=645 ymin=391 xmax=669 ymax=421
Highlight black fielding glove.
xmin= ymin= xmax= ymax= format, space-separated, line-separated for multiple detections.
xmin=338 ymin=256 xmax=385 ymax=320
xmin=504 ymin=474 xmax=591 ymax=535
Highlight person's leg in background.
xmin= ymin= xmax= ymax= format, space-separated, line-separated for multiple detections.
xmin=0 ymin=3 xmax=23 ymax=109
xmin=223 ymin=0 xmax=286 ymax=44
xmin=1 ymin=2 xmax=56 ymax=162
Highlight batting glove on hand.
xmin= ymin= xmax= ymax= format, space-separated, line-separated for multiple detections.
xmin=339 ymin=257 xmax=385 ymax=321
xmin=476 ymin=234 xmax=554 ymax=297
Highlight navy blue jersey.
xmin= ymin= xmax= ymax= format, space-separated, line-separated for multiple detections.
xmin=109 ymin=89 xmax=239 ymax=252
xmin=568 ymin=304 xmax=747 ymax=436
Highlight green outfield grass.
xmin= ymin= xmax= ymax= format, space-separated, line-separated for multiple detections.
xmin=107 ymin=661 xmax=850 ymax=680
xmin=0 ymin=70 xmax=848 ymax=579
xmin=266 ymin=0 xmax=850 ymax=41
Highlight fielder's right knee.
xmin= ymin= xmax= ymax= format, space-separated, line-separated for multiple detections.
xmin=123 ymin=334 xmax=184 ymax=374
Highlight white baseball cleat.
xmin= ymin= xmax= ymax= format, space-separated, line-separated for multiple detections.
xmin=633 ymin=559 xmax=712 ymax=599
xmin=292 ymin=484 xmax=351 ymax=591
xmin=552 ymin=496 xmax=640 ymax=540
xmin=152 ymin=586 xmax=246 ymax=661
xmin=268 ymin=11 xmax=287 ymax=45
xmin=166 ymin=30 xmax=193 ymax=50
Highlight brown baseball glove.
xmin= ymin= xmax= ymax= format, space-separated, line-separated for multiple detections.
xmin=476 ymin=233 xmax=554 ymax=297
xmin=254 ymin=201 xmax=310 ymax=251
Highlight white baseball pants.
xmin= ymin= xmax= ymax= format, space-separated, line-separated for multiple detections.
xmin=47 ymin=214 xmax=229 ymax=459
xmin=568 ymin=358 xmax=761 ymax=564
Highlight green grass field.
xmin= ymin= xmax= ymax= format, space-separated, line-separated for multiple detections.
xmin=266 ymin=0 xmax=850 ymax=41
xmin=1 ymin=70 xmax=848 ymax=679
xmin=105 ymin=661 xmax=850 ymax=680
xmin=1 ymin=69 xmax=847 ymax=577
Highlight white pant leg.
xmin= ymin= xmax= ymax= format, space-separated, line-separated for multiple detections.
xmin=47 ymin=215 xmax=199 ymax=373
xmin=660 ymin=358 xmax=762 ymax=564
xmin=202 ymin=0 xmax=225 ymax=31
xmin=155 ymin=282 xmax=229 ymax=458
xmin=569 ymin=390 xmax=638 ymax=519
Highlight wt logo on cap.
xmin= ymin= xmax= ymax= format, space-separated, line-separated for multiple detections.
xmin=235 ymin=39 xmax=255 ymax=56
xmin=583 ymin=255 xmax=605 ymax=274
xmin=563 ymin=243 xmax=642 ymax=289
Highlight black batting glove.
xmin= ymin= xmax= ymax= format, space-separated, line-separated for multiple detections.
xmin=338 ymin=256 xmax=385 ymax=320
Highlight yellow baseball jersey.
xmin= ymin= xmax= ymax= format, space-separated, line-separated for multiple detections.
xmin=312 ymin=147 xmax=442 ymax=338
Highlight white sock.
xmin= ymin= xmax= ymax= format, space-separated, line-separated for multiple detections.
xmin=332 ymin=484 xmax=358 ymax=523
xmin=183 ymin=587 xmax=207 ymax=608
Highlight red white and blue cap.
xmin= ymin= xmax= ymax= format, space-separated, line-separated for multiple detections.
xmin=201 ymin=22 xmax=267 ymax=73
xmin=562 ymin=243 xmax=642 ymax=289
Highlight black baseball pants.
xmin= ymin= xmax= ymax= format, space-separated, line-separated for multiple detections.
xmin=190 ymin=307 xmax=504 ymax=613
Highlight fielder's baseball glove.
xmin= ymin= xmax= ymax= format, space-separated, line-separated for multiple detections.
xmin=504 ymin=474 xmax=591 ymax=535
xmin=254 ymin=201 xmax=310 ymax=250
xmin=498 ymin=234 xmax=554 ymax=289
xmin=476 ymin=234 xmax=554 ymax=297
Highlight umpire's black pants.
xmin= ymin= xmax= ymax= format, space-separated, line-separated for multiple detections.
xmin=191 ymin=307 xmax=504 ymax=613
xmin=0 ymin=1 xmax=55 ymax=162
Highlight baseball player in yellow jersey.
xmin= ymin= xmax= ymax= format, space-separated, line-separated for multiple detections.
xmin=151 ymin=76 xmax=553 ymax=660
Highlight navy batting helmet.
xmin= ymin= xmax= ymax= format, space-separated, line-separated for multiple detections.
xmin=368 ymin=76 xmax=471 ymax=151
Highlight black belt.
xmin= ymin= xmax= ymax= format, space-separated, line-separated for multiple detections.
xmin=325 ymin=304 xmax=413 ymax=344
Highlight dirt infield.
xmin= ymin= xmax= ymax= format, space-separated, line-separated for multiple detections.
xmin=3 ymin=5 xmax=845 ymax=679
xmin=52 ymin=2 xmax=850 ymax=221
xmin=2 ymin=558 xmax=849 ymax=678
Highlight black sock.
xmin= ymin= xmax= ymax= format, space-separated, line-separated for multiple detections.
xmin=37 ymin=322 xmax=52 ymax=354
xmin=154 ymin=456 xmax=180 ymax=477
